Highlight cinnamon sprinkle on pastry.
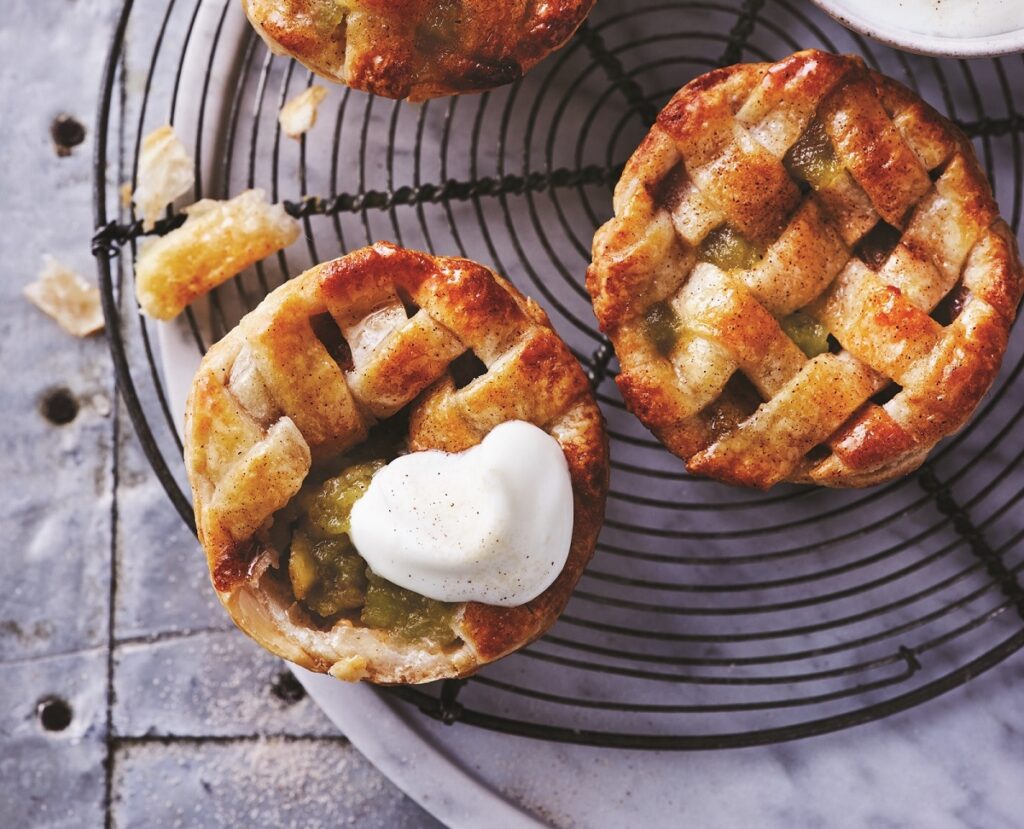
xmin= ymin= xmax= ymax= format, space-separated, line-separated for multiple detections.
xmin=588 ymin=50 xmax=1023 ymax=488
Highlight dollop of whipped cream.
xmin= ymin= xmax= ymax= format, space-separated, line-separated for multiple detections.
xmin=349 ymin=421 xmax=574 ymax=607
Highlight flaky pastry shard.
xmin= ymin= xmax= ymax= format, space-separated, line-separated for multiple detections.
xmin=132 ymin=125 xmax=195 ymax=232
xmin=279 ymin=85 xmax=328 ymax=138
xmin=25 ymin=257 xmax=104 ymax=337
xmin=135 ymin=189 xmax=300 ymax=320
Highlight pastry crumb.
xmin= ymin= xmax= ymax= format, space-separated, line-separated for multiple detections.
xmin=24 ymin=257 xmax=104 ymax=337
xmin=134 ymin=188 xmax=301 ymax=320
xmin=328 ymin=656 xmax=368 ymax=682
xmin=278 ymin=85 xmax=328 ymax=139
xmin=133 ymin=124 xmax=195 ymax=231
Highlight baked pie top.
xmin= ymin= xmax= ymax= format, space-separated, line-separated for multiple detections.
xmin=185 ymin=242 xmax=608 ymax=683
xmin=242 ymin=0 xmax=595 ymax=101
xmin=588 ymin=50 xmax=1023 ymax=489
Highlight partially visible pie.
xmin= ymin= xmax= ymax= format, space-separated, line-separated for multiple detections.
xmin=588 ymin=50 xmax=1023 ymax=489
xmin=184 ymin=242 xmax=608 ymax=683
xmin=241 ymin=0 xmax=596 ymax=101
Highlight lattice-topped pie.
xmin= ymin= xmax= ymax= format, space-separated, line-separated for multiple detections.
xmin=185 ymin=242 xmax=608 ymax=683
xmin=588 ymin=50 xmax=1023 ymax=489
xmin=242 ymin=0 xmax=595 ymax=101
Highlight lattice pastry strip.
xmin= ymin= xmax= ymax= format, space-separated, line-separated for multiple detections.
xmin=588 ymin=50 xmax=1024 ymax=488
xmin=689 ymin=352 xmax=881 ymax=486
xmin=880 ymin=153 xmax=997 ymax=310
xmin=411 ymin=327 xmax=593 ymax=454
xmin=346 ymin=308 xmax=466 ymax=419
xmin=808 ymin=261 xmax=943 ymax=385
xmin=819 ymin=75 xmax=933 ymax=227
xmin=207 ymin=418 xmax=310 ymax=545
xmin=187 ymin=334 xmax=314 ymax=580
xmin=240 ymin=281 xmax=368 ymax=457
xmin=878 ymin=78 xmax=958 ymax=172
xmin=735 ymin=51 xmax=850 ymax=156
xmin=737 ymin=197 xmax=849 ymax=316
xmin=185 ymin=242 xmax=609 ymax=683
xmin=675 ymin=264 xmax=808 ymax=400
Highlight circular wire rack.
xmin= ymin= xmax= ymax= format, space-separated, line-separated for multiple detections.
xmin=92 ymin=0 xmax=1024 ymax=749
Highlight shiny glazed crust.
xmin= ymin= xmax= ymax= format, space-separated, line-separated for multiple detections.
xmin=184 ymin=242 xmax=608 ymax=683
xmin=588 ymin=50 xmax=1023 ymax=489
xmin=241 ymin=0 xmax=595 ymax=101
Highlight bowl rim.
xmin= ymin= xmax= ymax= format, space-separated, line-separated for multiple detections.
xmin=809 ymin=0 xmax=1024 ymax=58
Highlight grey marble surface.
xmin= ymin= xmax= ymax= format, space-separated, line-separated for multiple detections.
xmin=2 ymin=1 xmax=1023 ymax=828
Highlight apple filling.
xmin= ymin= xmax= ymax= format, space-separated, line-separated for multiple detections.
xmin=279 ymin=459 xmax=459 ymax=649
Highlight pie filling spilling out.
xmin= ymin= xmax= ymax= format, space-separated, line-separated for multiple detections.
xmin=184 ymin=242 xmax=608 ymax=683
xmin=241 ymin=0 xmax=596 ymax=101
xmin=272 ymin=439 xmax=460 ymax=651
xmin=588 ymin=49 xmax=1024 ymax=489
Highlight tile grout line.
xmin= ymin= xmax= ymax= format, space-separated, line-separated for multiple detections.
xmin=113 ymin=734 xmax=351 ymax=746
xmin=102 ymin=39 xmax=128 ymax=829
xmin=102 ymin=324 xmax=120 ymax=829
xmin=114 ymin=625 xmax=238 ymax=648
xmin=0 ymin=644 xmax=108 ymax=669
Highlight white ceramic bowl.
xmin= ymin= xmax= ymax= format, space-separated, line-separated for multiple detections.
xmin=810 ymin=0 xmax=1024 ymax=57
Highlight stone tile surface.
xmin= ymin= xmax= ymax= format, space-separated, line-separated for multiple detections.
xmin=112 ymin=630 xmax=338 ymax=739
xmin=0 ymin=652 xmax=108 ymax=829
xmin=113 ymin=740 xmax=442 ymax=829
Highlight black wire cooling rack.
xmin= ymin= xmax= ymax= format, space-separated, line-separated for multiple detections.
xmin=92 ymin=0 xmax=1024 ymax=749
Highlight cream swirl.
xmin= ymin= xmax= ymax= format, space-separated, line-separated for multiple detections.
xmin=349 ymin=421 xmax=574 ymax=607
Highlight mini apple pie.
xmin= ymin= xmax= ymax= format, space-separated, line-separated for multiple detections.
xmin=241 ymin=0 xmax=595 ymax=101
xmin=185 ymin=242 xmax=608 ymax=683
xmin=588 ymin=50 xmax=1023 ymax=489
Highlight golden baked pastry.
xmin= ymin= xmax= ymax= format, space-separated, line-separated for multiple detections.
xmin=184 ymin=242 xmax=608 ymax=683
xmin=241 ymin=0 xmax=595 ymax=101
xmin=136 ymin=189 xmax=300 ymax=320
xmin=588 ymin=50 xmax=1023 ymax=489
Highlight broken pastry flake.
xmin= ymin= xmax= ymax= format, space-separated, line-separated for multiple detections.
xmin=133 ymin=125 xmax=195 ymax=232
xmin=278 ymin=85 xmax=328 ymax=139
xmin=24 ymin=257 xmax=104 ymax=337
xmin=134 ymin=188 xmax=301 ymax=320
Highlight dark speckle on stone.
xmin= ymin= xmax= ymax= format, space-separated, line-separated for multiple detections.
xmin=50 ymin=114 xmax=86 ymax=157
xmin=37 ymin=696 xmax=73 ymax=732
xmin=41 ymin=387 xmax=79 ymax=425
xmin=269 ymin=670 xmax=306 ymax=705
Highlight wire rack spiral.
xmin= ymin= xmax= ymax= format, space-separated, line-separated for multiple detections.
xmin=92 ymin=0 xmax=1024 ymax=749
